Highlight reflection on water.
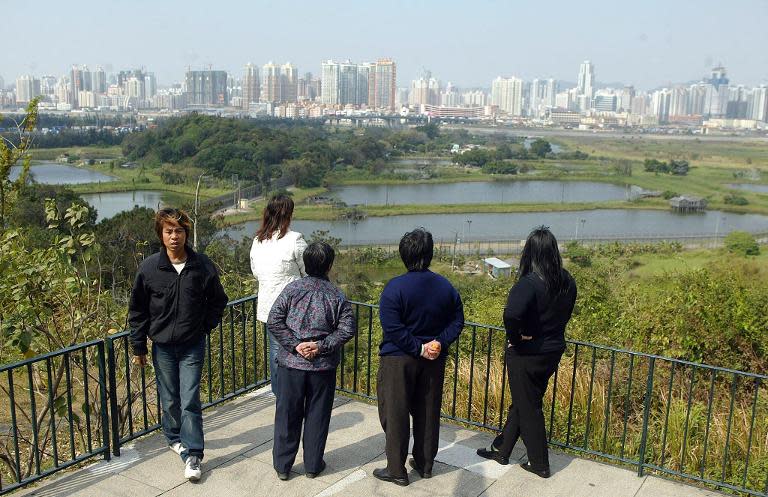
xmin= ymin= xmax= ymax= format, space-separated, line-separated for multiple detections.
xmin=330 ymin=181 xmax=639 ymax=206
xmin=10 ymin=162 xmax=115 ymax=185
xmin=80 ymin=191 xmax=187 ymax=221
xmin=728 ymin=183 xmax=768 ymax=194
xmin=222 ymin=209 xmax=768 ymax=245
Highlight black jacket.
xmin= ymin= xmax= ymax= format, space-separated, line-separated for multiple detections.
xmin=503 ymin=269 xmax=577 ymax=355
xmin=128 ymin=247 xmax=229 ymax=355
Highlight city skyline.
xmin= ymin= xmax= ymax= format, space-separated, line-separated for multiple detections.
xmin=2 ymin=0 xmax=767 ymax=90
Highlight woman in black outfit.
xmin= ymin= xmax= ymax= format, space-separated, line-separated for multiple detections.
xmin=477 ymin=227 xmax=577 ymax=478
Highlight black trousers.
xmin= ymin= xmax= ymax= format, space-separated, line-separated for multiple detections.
xmin=272 ymin=366 xmax=336 ymax=474
xmin=494 ymin=348 xmax=562 ymax=470
xmin=377 ymin=355 xmax=446 ymax=478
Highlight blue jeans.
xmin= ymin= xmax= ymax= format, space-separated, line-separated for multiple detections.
xmin=268 ymin=328 xmax=281 ymax=399
xmin=152 ymin=335 xmax=205 ymax=461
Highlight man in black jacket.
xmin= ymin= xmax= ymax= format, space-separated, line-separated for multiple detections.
xmin=129 ymin=208 xmax=228 ymax=481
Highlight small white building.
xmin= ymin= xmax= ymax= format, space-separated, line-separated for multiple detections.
xmin=483 ymin=257 xmax=512 ymax=278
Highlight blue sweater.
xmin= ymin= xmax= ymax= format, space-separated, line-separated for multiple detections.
xmin=378 ymin=270 xmax=465 ymax=357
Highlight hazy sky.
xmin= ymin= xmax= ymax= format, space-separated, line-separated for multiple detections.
xmin=2 ymin=0 xmax=767 ymax=90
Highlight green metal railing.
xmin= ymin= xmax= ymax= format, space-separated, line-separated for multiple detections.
xmin=336 ymin=303 xmax=768 ymax=497
xmin=1 ymin=296 xmax=766 ymax=496
xmin=105 ymin=295 xmax=268 ymax=455
xmin=0 ymin=340 xmax=110 ymax=494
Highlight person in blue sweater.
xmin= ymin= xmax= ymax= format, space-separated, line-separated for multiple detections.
xmin=373 ymin=228 xmax=465 ymax=487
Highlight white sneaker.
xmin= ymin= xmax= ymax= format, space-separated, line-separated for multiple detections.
xmin=185 ymin=456 xmax=201 ymax=481
xmin=169 ymin=442 xmax=184 ymax=456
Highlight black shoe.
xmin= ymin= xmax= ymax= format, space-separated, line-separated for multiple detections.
xmin=372 ymin=467 xmax=409 ymax=486
xmin=306 ymin=460 xmax=326 ymax=479
xmin=476 ymin=447 xmax=509 ymax=465
xmin=408 ymin=458 xmax=432 ymax=479
xmin=276 ymin=470 xmax=290 ymax=481
xmin=520 ymin=462 xmax=551 ymax=479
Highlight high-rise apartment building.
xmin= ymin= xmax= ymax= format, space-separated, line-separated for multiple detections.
xmin=555 ymin=91 xmax=571 ymax=110
xmin=630 ymin=94 xmax=647 ymax=116
xmin=185 ymin=70 xmax=228 ymax=106
xmin=687 ymin=84 xmax=708 ymax=115
xmin=40 ymin=76 xmax=57 ymax=96
xmin=410 ymin=74 xmax=440 ymax=106
xmin=530 ymin=78 xmax=557 ymax=117
xmin=280 ymin=63 xmax=298 ymax=103
xmin=491 ymin=76 xmax=523 ymax=116
xmin=668 ymin=87 xmax=689 ymax=118
xmin=242 ymin=63 xmax=260 ymax=108
xmin=339 ymin=61 xmax=364 ymax=105
xmin=529 ymin=79 xmax=544 ymax=117
xmin=126 ymin=77 xmax=144 ymax=100
xmin=323 ymin=60 xmax=359 ymax=106
xmin=92 ymin=66 xmax=107 ymax=94
xmin=15 ymin=75 xmax=40 ymax=104
xmin=577 ymin=60 xmax=595 ymax=107
xmin=298 ymin=72 xmax=320 ymax=101
xmin=321 ymin=58 xmax=395 ymax=109
xmin=726 ymin=85 xmax=749 ymax=119
xmin=144 ymin=73 xmax=157 ymax=99
xmin=371 ymin=58 xmax=396 ymax=110
xmin=70 ymin=65 xmax=86 ymax=107
xmin=259 ymin=62 xmax=298 ymax=103
xmin=544 ymin=79 xmax=558 ymax=109
xmin=55 ymin=77 xmax=70 ymax=106
xmin=619 ymin=86 xmax=635 ymax=112
xmin=748 ymin=86 xmax=768 ymax=122
xmin=81 ymin=66 xmax=93 ymax=92
xmin=651 ymin=89 xmax=671 ymax=122
xmin=321 ymin=61 xmax=340 ymax=105
xmin=441 ymin=83 xmax=459 ymax=107
xmin=261 ymin=62 xmax=280 ymax=103
xmin=461 ymin=90 xmax=487 ymax=107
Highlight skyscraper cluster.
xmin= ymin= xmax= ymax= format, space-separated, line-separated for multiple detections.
xmin=320 ymin=59 xmax=396 ymax=110
xmin=2 ymin=58 xmax=767 ymax=128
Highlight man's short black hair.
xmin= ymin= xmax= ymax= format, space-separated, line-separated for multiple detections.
xmin=399 ymin=228 xmax=433 ymax=271
xmin=303 ymin=241 xmax=335 ymax=278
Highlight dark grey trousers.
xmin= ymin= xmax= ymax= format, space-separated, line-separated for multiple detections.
xmin=377 ymin=355 xmax=446 ymax=478
xmin=272 ymin=366 xmax=336 ymax=474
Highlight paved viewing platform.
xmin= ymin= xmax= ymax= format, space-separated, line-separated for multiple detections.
xmin=18 ymin=388 xmax=723 ymax=497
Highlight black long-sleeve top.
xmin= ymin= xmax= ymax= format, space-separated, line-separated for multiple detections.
xmin=503 ymin=269 xmax=577 ymax=355
xmin=128 ymin=247 xmax=229 ymax=355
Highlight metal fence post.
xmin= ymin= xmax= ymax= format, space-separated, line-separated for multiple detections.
xmin=105 ymin=336 xmax=121 ymax=457
xmin=638 ymin=357 xmax=656 ymax=477
xmin=96 ymin=342 xmax=111 ymax=461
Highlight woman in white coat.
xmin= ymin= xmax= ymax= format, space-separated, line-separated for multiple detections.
xmin=249 ymin=194 xmax=307 ymax=398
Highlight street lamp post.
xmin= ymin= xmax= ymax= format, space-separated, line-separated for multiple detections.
xmin=451 ymin=231 xmax=459 ymax=270
xmin=714 ymin=216 xmax=726 ymax=248
xmin=575 ymin=218 xmax=586 ymax=242
xmin=193 ymin=173 xmax=209 ymax=251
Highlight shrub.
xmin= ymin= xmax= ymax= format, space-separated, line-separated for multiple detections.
xmin=662 ymin=190 xmax=679 ymax=200
xmin=724 ymin=231 xmax=759 ymax=256
xmin=482 ymin=162 xmax=518 ymax=174
xmin=564 ymin=241 xmax=592 ymax=267
xmin=724 ymin=194 xmax=749 ymax=206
